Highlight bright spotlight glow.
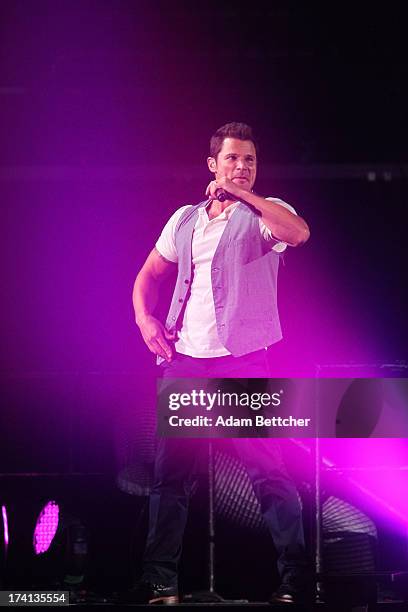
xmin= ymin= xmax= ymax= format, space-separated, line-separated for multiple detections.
xmin=33 ymin=501 xmax=59 ymax=555
xmin=1 ymin=505 xmax=8 ymax=550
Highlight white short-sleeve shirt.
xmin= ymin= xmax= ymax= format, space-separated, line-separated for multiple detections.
xmin=156 ymin=197 xmax=296 ymax=358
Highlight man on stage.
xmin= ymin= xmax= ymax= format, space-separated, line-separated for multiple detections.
xmin=132 ymin=122 xmax=310 ymax=604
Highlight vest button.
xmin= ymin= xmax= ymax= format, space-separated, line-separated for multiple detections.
xmin=172 ymin=316 xmax=176 ymax=321
xmin=212 ymin=268 xmax=219 ymax=273
xmin=184 ymin=279 xmax=189 ymax=284
xmin=178 ymin=298 xmax=183 ymax=303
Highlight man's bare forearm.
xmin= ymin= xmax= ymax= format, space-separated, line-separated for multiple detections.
xmin=241 ymin=192 xmax=310 ymax=246
xmin=133 ymin=267 xmax=176 ymax=362
xmin=132 ymin=271 xmax=159 ymax=326
xmin=132 ymin=248 xmax=176 ymax=327
xmin=206 ymin=177 xmax=310 ymax=246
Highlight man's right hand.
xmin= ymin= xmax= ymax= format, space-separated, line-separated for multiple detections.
xmin=136 ymin=314 xmax=176 ymax=362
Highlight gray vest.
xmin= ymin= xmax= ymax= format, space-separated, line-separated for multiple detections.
xmin=165 ymin=200 xmax=283 ymax=357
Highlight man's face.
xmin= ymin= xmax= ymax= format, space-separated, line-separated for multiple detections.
xmin=207 ymin=137 xmax=257 ymax=193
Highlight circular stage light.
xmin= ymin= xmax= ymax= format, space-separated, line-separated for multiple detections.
xmin=33 ymin=501 xmax=59 ymax=555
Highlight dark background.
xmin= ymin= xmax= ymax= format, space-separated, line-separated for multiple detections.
xmin=1 ymin=1 xmax=407 ymax=377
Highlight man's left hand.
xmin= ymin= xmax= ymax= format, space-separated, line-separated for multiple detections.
xmin=205 ymin=176 xmax=243 ymax=201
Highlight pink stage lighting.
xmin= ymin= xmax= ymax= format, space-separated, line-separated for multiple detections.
xmin=33 ymin=501 xmax=59 ymax=555
xmin=1 ymin=505 xmax=8 ymax=551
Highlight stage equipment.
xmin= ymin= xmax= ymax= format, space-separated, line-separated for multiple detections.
xmin=214 ymin=447 xmax=263 ymax=531
xmin=33 ymin=500 xmax=59 ymax=555
xmin=313 ymin=362 xmax=408 ymax=606
xmin=116 ymin=366 xmax=408 ymax=604
xmin=183 ymin=440 xmax=248 ymax=604
xmin=0 ymin=491 xmax=88 ymax=590
xmin=1 ymin=505 xmax=9 ymax=586
xmin=33 ymin=508 xmax=88 ymax=589
xmin=1 ymin=506 xmax=9 ymax=554
xmin=215 ymin=188 xmax=232 ymax=202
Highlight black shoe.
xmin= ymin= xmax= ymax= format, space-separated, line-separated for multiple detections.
xmin=269 ymin=583 xmax=298 ymax=604
xmin=122 ymin=580 xmax=179 ymax=605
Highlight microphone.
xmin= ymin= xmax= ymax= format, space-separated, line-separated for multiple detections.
xmin=215 ymin=188 xmax=233 ymax=202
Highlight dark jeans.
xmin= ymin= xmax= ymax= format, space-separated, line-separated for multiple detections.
xmin=142 ymin=349 xmax=308 ymax=588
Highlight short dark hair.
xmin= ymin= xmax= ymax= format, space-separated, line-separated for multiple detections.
xmin=210 ymin=122 xmax=258 ymax=160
